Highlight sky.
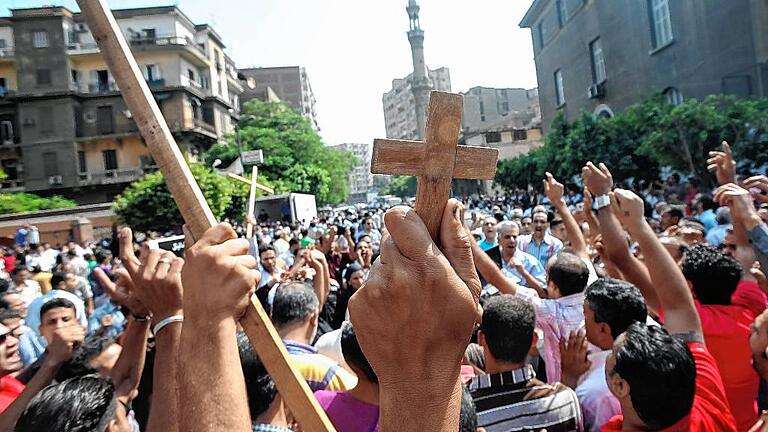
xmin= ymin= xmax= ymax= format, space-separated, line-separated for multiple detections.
xmin=3 ymin=0 xmax=539 ymax=146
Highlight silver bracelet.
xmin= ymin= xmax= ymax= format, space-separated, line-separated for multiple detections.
xmin=153 ymin=315 xmax=184 ymax=335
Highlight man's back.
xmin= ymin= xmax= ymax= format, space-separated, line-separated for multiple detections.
xmin=469 ymin=366 xmax=583 ymax=431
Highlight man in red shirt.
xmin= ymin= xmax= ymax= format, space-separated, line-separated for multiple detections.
xmin=581 ymin=164 xmax=737 ymax=431
xmin=681 ymin=244 xmax=763 ymax=430
xmin=0 ymin=321 xmax=24 ymax=412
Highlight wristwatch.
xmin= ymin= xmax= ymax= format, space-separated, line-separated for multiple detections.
xmin=594 ymin=194 xmax=611 ymax=210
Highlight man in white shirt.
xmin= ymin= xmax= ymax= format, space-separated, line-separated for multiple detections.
xmin=561 ymin=278 xmax=649 ymax=432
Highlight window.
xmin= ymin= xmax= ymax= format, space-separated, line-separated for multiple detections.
xmin=97 ymin=106 xmax=114 ymax=134
xmin=77 ymin=150 xmax=87 ymax=173
xmin=513 ymin=130 xmax=528 ymax=141
xmin=554 ymin=69 xmax=565 ymax=106
xmin=0 ymin=120 xmax=13 ymax=143
xmin=590 ymin=38 xmax=606 ymax=83
xmin=485 ymin=132 xmax=501 ymax=143
xmin=536 ymin=23 xmax=544 ymax=49
xmin=557 ymin=0 xmax=568 ymax=27
xmin=36 ymin=69 xmax=51 ymax=86
xmin=188 ymin=69 xmax=195 ymax=81
xmin=38 ymin=106 xmax=53 ymax=133
xmin=103 ymin=149 xmax=118 ymax=171
xmin=42 ymin=151 xmax=58 ymax=176
xmin=649 ymin=0 xmax=673 ymax=48
xmin=32 ymin=30 xmax=49 ymax=48
xmin=142 ymin=28 xmax=156 ymax=41
xmin=145 ymin=64 xmax=160 ymax=82
xmin=1 ymin=159 xmax=18 ymax=180
xmin=0 ymin=39 xmax=6 ymax=48
xmin=664 ymin=87 xmax=683 ymax=105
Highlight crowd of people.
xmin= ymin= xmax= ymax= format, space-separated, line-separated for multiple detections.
xmin=0 ymin=141 xmax=767 ymax=431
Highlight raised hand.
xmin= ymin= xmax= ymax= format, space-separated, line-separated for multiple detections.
xmin=559 ymin=331 xmax=591 ymax=389
xmin=543 ymin=172 xmax=565 ymax=205
xmin=119 ymin=227 xmax=183 ymax=320
xmin=46 ymin=324 xmax=86 ymax=366
xmin=714 ymin=183 xmax=762 ymax=231
xmin=744 ymin=175 xmax=768 ymax=204
xmin=610 ymin=188 xmax=646 ymax=230
xmin=349 ymin=199 xmax=481 ymax=431
xmin=706 ymin=141 xmax=736 ymax=185
xmin=582 ymin=162 xmax=613 ymax=197
xmin=182 ymin=223 xmax=259 ymax=321
xmin=92 ymin=265 xmax=149 ymax=318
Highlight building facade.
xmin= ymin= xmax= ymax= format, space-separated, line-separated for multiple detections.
xmin=461 ymin=86 xmax=540 ymax=133
xmin=238 ymin=66 xmax=319 ymax=131
xmin=330 ymin=142 xmax=372 ymax=203
xmin=520 ymin=0 xmax=768 ymax=131
xmin=383 ymin=67 xmax=451 ymax=140
xmin=382 ymin=0 xmax=451 ymax=141
xmin=0 ymin=6 xmax=243 ymax=204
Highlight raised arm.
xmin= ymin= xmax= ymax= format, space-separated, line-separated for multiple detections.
xmin=307 ymin=249 xmax=330 ymax=308
xmin=179 ymin=223 xmax=258 ymax=432
xmin=583 ymin=162 xmax=661 ymax=314
xmin=715 ymin=183 xmax=768 ymax=272
xmin=706 ymin=141 xmax=736 ymax=186
xmin=349 ymin=200 xmax=481 ymax=431
xmin=544 ymin=172 xmax=587 ymax=258
xmin=118 ymin=228 xmax=183 ymax=432
xmin=0 ymin=325 xmax=84 ymax=431
xmin=611 ymin=189 xmax=703 ymax=338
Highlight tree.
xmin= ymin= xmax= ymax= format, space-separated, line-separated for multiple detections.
xmin=382 ymin=176 xmax=417 ymax=198
xmin=0 ymin=193 xmax=77 ymax=215
xmin=113 ymin=164 xmax=250 ymax=233
xmin=205 ymin=100 xmax=357 ymax=204
xmin=496 ymin=94 xmax=768 ymax=191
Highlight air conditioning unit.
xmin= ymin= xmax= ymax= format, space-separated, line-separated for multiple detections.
xmin=587 ymin=83 xmax=605 ymax=99
xmin=76 ymin=23 xmax=88 ymax=32
xmin=48 ymin=175 xmax=63 ymax=185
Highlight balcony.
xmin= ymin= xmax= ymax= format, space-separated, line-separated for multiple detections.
xmin=0 ymin=87 xmax=16 ymax=99
xmin=129 ymin=35 xmax=208 ymax=66
xmin=72 ymin=82 xmax=118 ymax=95
xmin=180 ymin=75 xmax=204 ymax=91
xmin=193 ymin=118 xmax=216 ymax=134
xmin=0 ymin=47 xmax=13 ymax=60
xmin=78 ymin=165 xmax=156 ymax=185
xmin=66 ymin=42 xmax=100 ymax=55
xmin=0 ymin=179 xmax=24 ymax=191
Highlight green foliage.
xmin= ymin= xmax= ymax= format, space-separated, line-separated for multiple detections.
xmin=113 ymin=164 xmax=249 ymax=233
xmin=496 ymin=94 xmax=768 ymax=191
xmin=382 ymin=176 xmax=417 ymax=198
xmin=0 ymin=193 xmax=77 ymax=215
xmin=205 ymin=100 xmax=358 ymax=204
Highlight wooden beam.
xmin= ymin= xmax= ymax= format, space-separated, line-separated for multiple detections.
xmin=372 ymin=139 xmax=498 ymax=179
xmin=227 ymin=172 xmax=275 ymax=194
xmin=76 ymin=2 xmax=334 ymax=431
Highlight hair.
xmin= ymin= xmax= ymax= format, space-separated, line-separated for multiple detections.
xmin=40 ymin=297 xmax=77 ymax=322
xmin=237 ymin=331 xmax=277 ymax=420
xmin=613 ymin=323 xmax=695 ymax=429
xmin=661 ymin=205 xmax=684 ymax=221
xmin=340 ymin=322 xmax=377 ymax=383
xmin=681 ymin=244 xmax=742 ymax=305
xmin=496 ymin=220 xmax=519 ymax=235
xmin=0 ymin=308 xmax=20 ymax=323
xmin=0 ymin=279 xmax=10 ymax=294
xmin=698 ymin=195 xmax=716 ymax=211
xmin=678 ymin=218 xmax=706 ymax=234
xmin=15 ymin=375 xmax=117 ymax=432
xmin=548 ymin=252 xmax=589 ymax=296
xmin=550 ymin=218 xmax=564 ymax=228
xmin=258 ymin=244 xmax=275 ymax=256
xmin=480 ymin=295 xmax=535 ymax=363
xmin=464 ymin=343 xmax=485 ymax=371
xmin=343 ymin=263 xmax=364 ymax=284
xmin=459 ymin=384 xmax=478 ymax=432
xmin=585 ymin=279 xmax=647 ymax=339
xmin=270 ymin=282 xmax=319 ymax=327
xmin=50 ymin=272 xmax=69 ymax=289
xmin=715 ymin=207 xmax=731 ymax=225
xmin=56 ymin=335 xmax=116 ymax=382
xmin=532 ymin=210 xmax=548 ymax=220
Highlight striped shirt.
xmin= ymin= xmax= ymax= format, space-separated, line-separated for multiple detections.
xmin=517 ymin=234 xmax=563 ymax=267
xmin=283 ymin=340 xmax=357 ymax=392
xmin=469 ymin=366 xmax=583 ymax=432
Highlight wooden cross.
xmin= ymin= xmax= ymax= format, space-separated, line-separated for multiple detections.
xmin=76 ymin=1 xmax=335 ymax=431
xmin=372 ymin=91 xmax=498 ymax=239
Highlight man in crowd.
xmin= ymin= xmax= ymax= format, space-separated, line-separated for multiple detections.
xmin=487 ymin=221 xmax=545 ymax=292
xmin=478 ymin=217 xmax=498 ymax=251
xmin=470 ymin=295 xmax=582 ymax=431
xmin=517 ymin=210 xmax=563 ymax=266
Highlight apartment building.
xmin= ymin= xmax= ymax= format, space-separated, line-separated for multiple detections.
xmin=238 ymin=66 xmax=320 ymax=131
xmin=0 ymin=6 xmax=244 ymax=204
xmin=330 ymin=142 xmax=372 ymax=202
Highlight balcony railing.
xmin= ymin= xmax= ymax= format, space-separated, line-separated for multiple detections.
xmin=78 ymin=165 xmax=156 ymax=185
xmin=193 ymin=119 xmax=215 ymax=134
xmin=72 ymin=82 xmax=118 ymax=94
xmin=180 ymin=75 xmax=203 ymax=90
xmin=129 ymin=35 xmax=207 ymax=57
xmin=0 ymin=179 xmax=24 ymax=191
xmin=0 ymin=48 xmax=14 ymax=58
xmin=0 ymin=87 xmax=15 ymax=98
xmin=66 ymin=42 xmax=99 ymax=55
